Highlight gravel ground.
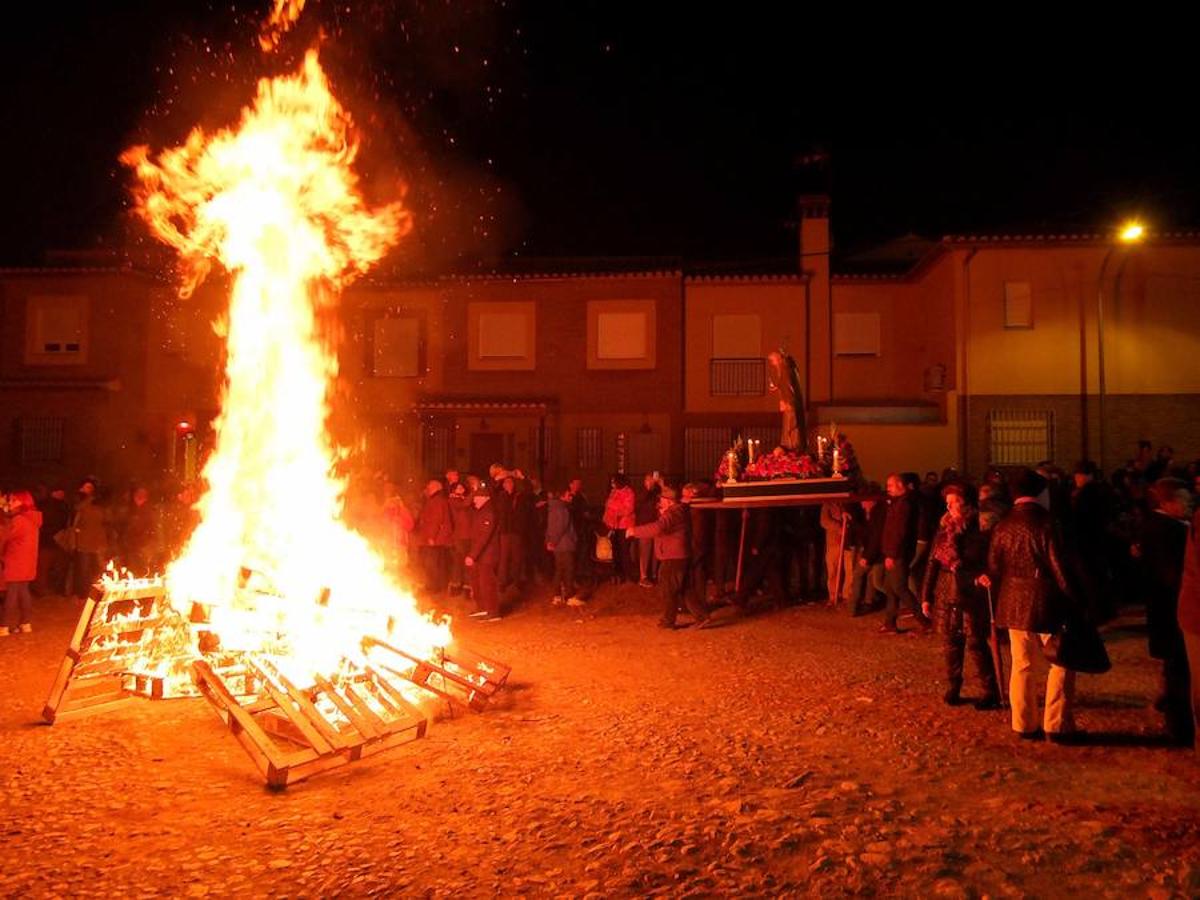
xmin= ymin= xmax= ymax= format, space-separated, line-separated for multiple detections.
xmin=2 ymin=585 xmax=1198 ymax=898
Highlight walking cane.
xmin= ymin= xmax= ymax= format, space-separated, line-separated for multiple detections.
xmin=985 ymin=585 xmax=1007 ymax=706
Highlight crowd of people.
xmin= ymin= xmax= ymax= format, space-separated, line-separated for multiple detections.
xmin=3 ymin=439 xmax=1200 ymax=752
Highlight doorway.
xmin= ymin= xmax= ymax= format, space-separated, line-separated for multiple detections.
xmin=470 ymin=432 xmax=506 ymax=478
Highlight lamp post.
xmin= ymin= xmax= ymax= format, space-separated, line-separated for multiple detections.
xmin=1096 ymin=220 xmax=1146 ymax=471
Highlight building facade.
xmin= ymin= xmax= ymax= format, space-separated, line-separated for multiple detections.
xmin=4 ymin=208 xmax=1199 ymax=493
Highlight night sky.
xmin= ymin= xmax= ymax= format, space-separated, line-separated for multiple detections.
xmin=3 ymin=2 xmax=1196 ymax=270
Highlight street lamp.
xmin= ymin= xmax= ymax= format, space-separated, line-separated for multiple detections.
xmin=1096 ymin=219 xmax=1146 ymax=471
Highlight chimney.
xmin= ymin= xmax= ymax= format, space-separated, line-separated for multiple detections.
xmin=798 ymin=194 xmax=832 ymax=404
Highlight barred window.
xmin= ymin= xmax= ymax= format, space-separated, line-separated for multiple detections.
xmin=989 ymin=409 xmax=1054 ymax=466
xmin=19 ymin=416 xmax=65 ymax=464
xmin=577 ymin=427 xmax=602 ymax=470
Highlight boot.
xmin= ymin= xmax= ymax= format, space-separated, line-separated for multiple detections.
xmin=943 ymin=681 xmax=964 ymax=706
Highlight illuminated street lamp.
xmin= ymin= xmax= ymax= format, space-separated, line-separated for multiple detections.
xmin=1096 ymin=219 xmax=1147 ymax=470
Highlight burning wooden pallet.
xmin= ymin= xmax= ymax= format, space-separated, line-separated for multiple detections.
xmin=364 ymin=637 xmax=511 ymax=713
xmin=42 ymin=580 xmax=195 ymax=723
xmin=45 ymin=579 xmax=512 ymax=789
xmin=192 ymin=656 xmax=428 ymax=789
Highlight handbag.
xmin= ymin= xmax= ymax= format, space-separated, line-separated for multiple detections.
xmin=54 ymin=528 xmax=76 ymax=553
xmin=592 ymin=531 xmax=613 ymax=563
xmin=1044 ymin=612 xmax=1112 ymax=674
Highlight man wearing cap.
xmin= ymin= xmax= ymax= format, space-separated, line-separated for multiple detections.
xmin=464 ymin=484 xmax=502 ymax=621
xmin=628 ymin=484 xmax=711 ymax=629
xmin=982 ymin=469 xmax=1078 ymax=741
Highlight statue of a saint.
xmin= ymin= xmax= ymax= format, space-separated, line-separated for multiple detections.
xmin=766 ymin=349 xmax=805 ymax=451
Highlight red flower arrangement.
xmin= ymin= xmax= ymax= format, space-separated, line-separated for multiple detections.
xmin=744 ymin=450 xmax=822 ymax=480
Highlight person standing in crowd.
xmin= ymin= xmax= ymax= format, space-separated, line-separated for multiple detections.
xmin=983 ymin=469 xmax=1078 ymax=741
xmin=920 ymin=484 xmax=1001 ymax=708
xmin=634 ymin=473 xmax=662 ymax=587
xmin=1135 ymin=478 xmax=1193 ymax=745
xmin=447 ymin=481 xmax=473 ymax=596
xmin=1068 ymin=460 xmax=1115 ymax=620
xmin=70 ymin=479 xmax=108 ymax=598
xmin=1 ymin=491 xmax=42 ymax=636
xmin=120 ymin=486 xmax=162 ymax=575
xmin=496 ymin=475 xmax=523 ymax=596
xmin=36 ymin=486 xmax=70 ymax=595
xmin=628 ymin=484 xmax=710 ymax=629
xmin=465 ymin=484 xmax=502 ymax=622
xmin=568 ymin=477 xmax=591 ymax=582
xmin=1177 ymin=478 xmax=1200 ymax=754
xmin=848 ymin=488 xmax=887 ymax=617
xmin=603 ymin=474 xmax=636 ymax=584
xmin=381 ymin=479 xmax=414 ymax=574
xmin=820 ymin=500 xmax=853 ymax=607
xmin=879 ymin=473 xmax=931 ymax=634
xmin=546 ymin=486 xmax=583 ymax=607
xmin=415 ymin=478 xmax=453 ymax=593
xmin=682 ymin=482 xmax=714 ymax=616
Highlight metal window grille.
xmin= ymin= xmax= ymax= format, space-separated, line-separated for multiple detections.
xmin=577 ymin=427 xmax=602 ymax=470
xmin=528 ymin=424 xmax=556 ymax=473
xmin=709 ymin=358 xmax=766 ymax=396
xmin=988 ymin=409 xmax=1054 ymax=466
xmin=18 ymin=416 xmax=65 ymax=464
xmin=420 ymin=422 xmax=453 ymax=475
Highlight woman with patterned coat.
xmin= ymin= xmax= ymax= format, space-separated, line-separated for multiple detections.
xmin=920 ymin=484 xmax=1000 ymax=709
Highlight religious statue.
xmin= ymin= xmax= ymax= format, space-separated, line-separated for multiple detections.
xmin=766 ymin=349 xmax=805 ymax=452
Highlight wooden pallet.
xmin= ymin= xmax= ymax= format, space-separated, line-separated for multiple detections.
xmin=192 ymin=656 xmax=429 ymax=789
xmin=364 ymin=637 xmax=512 ymax=713
xmin=42 ymin=581 xmax=191 ymax=723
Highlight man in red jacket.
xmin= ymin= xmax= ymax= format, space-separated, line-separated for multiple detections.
xmin=415 ymin=479 xmax=453 ymax=594
xmin=629 ymin=485 xmax=711 ymax=630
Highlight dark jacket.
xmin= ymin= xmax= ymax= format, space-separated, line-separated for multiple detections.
xmin=881 ymin=494 xmax=917 ymax=562
xmin=449 ymin=494 xmax=473 ymax=541
xmin=858 ymin=503 xmax=887 ymax=564
xmin=635 ymin=485 xmax=661 ymax=526
xmin=545 ymin=497 xmax=577 ymax=553
xmin=1138 ymin=511 xmax=1188 ymax=658
xmin=1174 ymin=507 xmax=1200 ymax=636
xmin=467 ymin=500 xmax=499 ymax=564
xmin=920 ymin=517 xmax=992 ymax=608
xmin=988 ymin=501 xmax=1074 ymax=633
xmin=686 ymin=501 xmax=711 ymax=562
xmin=416 ymin=491 xmax=453 ymax=547
xmin=630 ymin=502 xmax=688 ymax=561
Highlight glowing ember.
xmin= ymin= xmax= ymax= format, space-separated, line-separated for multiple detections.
xmin=121 ymin=48 xmax=450 ymax=688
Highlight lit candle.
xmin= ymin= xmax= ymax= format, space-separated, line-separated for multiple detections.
xmin=832 ymin=447 xmax=841 ymax=477
xmin=818 ymin=435 xmax=827 ymax=457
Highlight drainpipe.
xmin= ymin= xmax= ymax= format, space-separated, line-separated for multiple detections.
xmin=959 ymin=248 xmax=977 ymax=474
xmin=1099 ymin=253 xmax=1132 ymax=473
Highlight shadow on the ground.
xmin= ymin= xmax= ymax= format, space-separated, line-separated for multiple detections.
xmin=1077 ymin=692 xmax=1152 ymax=710
xmin=1071 ymin=730 xmax=1182 ymax=749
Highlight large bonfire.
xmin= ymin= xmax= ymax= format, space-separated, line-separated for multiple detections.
xmin=120 ymin=43 xmax=449 ymax=685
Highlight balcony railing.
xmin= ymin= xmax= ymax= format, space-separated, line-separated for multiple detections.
xmin=709 ymin=357 xmax=766 ymax=396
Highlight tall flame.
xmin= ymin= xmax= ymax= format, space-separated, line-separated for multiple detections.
xmin=122 ymin=50 xmax=449 ymax=683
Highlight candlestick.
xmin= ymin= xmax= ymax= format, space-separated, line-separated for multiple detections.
xmin=832 ymin=447 xmax=842 ymax=477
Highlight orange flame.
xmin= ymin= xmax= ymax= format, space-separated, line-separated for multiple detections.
xmin=123 ymin=50 xmax=449 ymax=687
xmin=259 ymin=0 xmax=306 ymax=52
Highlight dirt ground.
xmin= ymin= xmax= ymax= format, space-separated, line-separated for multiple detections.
xmin=2 ymin=583 xmax=1198 ymax=898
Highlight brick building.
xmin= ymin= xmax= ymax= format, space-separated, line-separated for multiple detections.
xmin=4 ymin=205 xmax=1200 ymax=492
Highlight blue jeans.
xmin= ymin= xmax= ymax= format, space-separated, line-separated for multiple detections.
xmin=4 ymin=581 xmax=33 ymax=629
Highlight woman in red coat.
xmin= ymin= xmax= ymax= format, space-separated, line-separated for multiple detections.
xmin=2 ymin=491 xmax=43 ymax=636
